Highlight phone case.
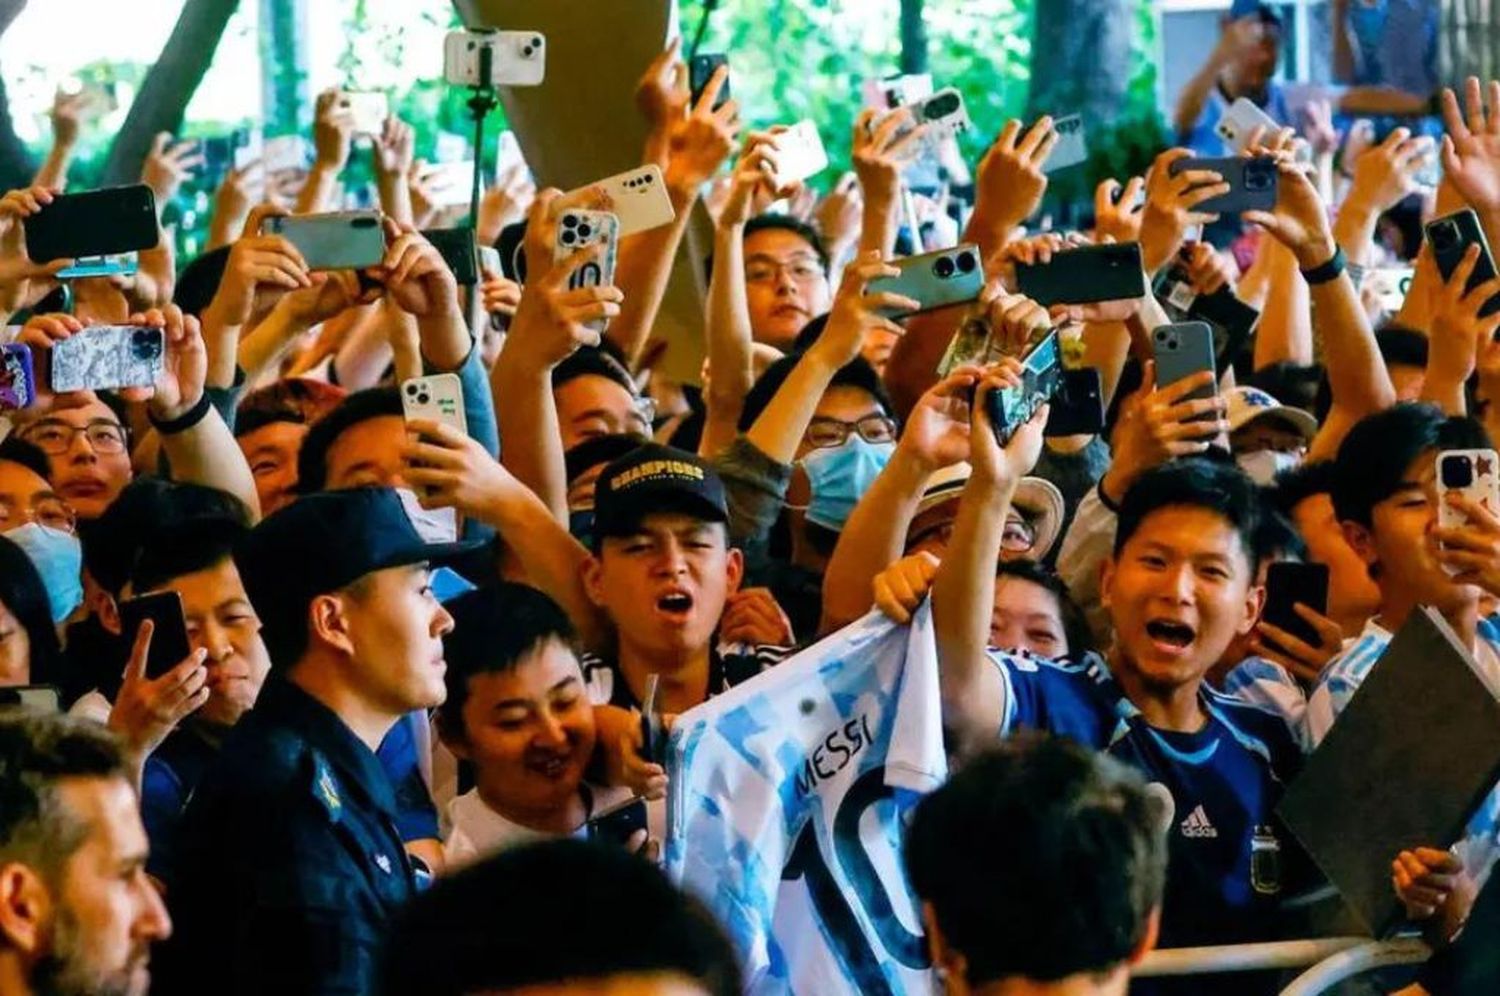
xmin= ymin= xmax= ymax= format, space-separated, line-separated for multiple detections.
xmin=50 ymin=326 xmax=164 ymax=393
xmin=1362 ymin=266 xmax=1414 ymax=313
xmin=1153 ymin=264 xmax=1261 ymax=371
xmin=868 ymin=245 xmax=983 ymax=317
xmin=554 ymin=209 xmax=619 ymax=332
xmin=1167 ymin=156 xmax=1278 ymax=215
xmin=987 ymin=331 xmax=1063 ymax=444
xmin=1014 ymin=242 xmax=1145 ymax=306
xmin=57 ymin=255 xmax=138 ymax=281
xmin=342 ymin=91 xmax=388 ymax=135
xmin=118 ymin=591 xmax=193 ymax=680
xmin=1436 ymin=449 xmax=1500 ymax=575
xmin=690 ymin=53 xmax=730 ymax=109
xmin=585 ymin=797 xmax=647 ymax=845
xmin=1216 ymin=97 xmax=1279 ymax=154
xmin=1427 ymin=210 xmax=1500 ymax=318
xmin=263 ymin=211 xmax=385 ymax=271
xmin=576 ymin=165 xmax=675 ymax=238
xmin=1043 ymin=113 xmax=1088 ymax=173
xmin=24 ymin=184 xmax=159 ymax=263
xmin=771 ymin=121 xmax=829 ymax=188
xmin=895 ymin=86 xmax=970 ymax=145
xmin=401 ymin=374 xmax=468 ymax=436
xmin=423 ymin=227 xmax=479 ymax=286
xmin=1151 ymin=322 xmax=1217 ymax=407
xmin=443 ymin=30 xmax=546 ymax=87
xmin=1263 ymin=562 xmax=1330 ymax=649
xmin=1044 ymin=367 xmax=1104 ymax=437
xmin=0 ymin=343 xmax=36 ymax=412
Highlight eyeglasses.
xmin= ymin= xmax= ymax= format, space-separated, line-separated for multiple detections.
xmin=0 ymin=496 xmax=75 ymax=534
xmin=634 ymin=396 xmax=658 ymax=427
xmin=805 ymin=414 xmax=898 ymax=450
xmin=745 ymin=257 xmax=826 ymax=285
xmin=907 ymin=513 xmax=1035 ymax=553
xmin=21 ymin=419 xmax=127 ymax=456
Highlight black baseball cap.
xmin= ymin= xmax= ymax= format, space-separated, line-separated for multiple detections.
xmin=591 ymin=444 xmax=728 ymax=542
xmin=235 ymin=488 xmax=481 ymax=633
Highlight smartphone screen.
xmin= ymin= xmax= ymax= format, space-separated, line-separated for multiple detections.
xmin=585 ymin=797 xmax=647 ymax=847
xmin=689 ymin=53 xmax=729 ymax=109
xmin=118 ymin=592 xmax=194 ymax=680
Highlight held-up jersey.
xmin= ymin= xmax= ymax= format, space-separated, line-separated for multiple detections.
xmin=666 ymin=606 xmax=947 ymax=996
xmin=989 ymin=649 xmax=1306 ymax=950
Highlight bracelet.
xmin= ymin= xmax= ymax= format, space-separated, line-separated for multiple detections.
xmin=1299 ymin=246 xmax=1346 ymax=286
xmin=148 ymin=392 xmax=212 ymax=435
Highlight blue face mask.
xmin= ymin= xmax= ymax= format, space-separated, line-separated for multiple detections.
xmin=4 ymin=523 xmax=83 ymax=624
xmin=568 ymin=508 xmax=595 ymax=548
xmin=799 ymin=437 xmax=895 ymax=532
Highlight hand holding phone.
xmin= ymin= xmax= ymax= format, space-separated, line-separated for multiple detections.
xmin=690 ymin=53 xmax=730 ymax=110
xmin=585 ymin=796 xmax=648 ymax=848
xmin=1167 ymin=156 xmax=1278 ymax=215
xmin=1435 ymin=448 xmax=1500 ymax=577
xmin=118 ymin=592 xmax=195 ymax=681
xmin=50 ymin=326 xmax=164 ymax=393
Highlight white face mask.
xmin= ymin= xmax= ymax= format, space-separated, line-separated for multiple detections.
xmin=394 ymin=488 xmax=458 ymax=543
xmin=1237 ymin=449 xmax=1302 ymax=486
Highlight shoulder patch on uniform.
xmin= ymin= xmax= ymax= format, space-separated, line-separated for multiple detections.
xmin=308 ymin=753 xmax=342 ymax=823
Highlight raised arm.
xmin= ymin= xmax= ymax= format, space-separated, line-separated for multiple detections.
xmin=371 ymin=116 xmax=416 ymax=227
xmin=850 ymin=108 xmax=925 ymax=258
xmin=33 ymin=89 xmax=90 ymax=191
xmin=1333 ymin=127 xmax=1428 ymax=267
xmin=1422 ymin=246 xmax=1500 ymax=415
xmin=1172 ymin=17 xmax=1257 ymax=138
xmin=297 ymin=90 xmax=352 ymax=215
xmin=962 ymin=118 xmax=1055 ymax=263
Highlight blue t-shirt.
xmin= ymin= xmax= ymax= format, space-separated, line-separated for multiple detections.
xmin=990 ymin=650 xmax=1305 ymax=950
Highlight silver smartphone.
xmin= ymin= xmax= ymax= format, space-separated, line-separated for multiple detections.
xmin=261 ymin=211 xmax=385 ymax=271
xmin=868 ymin=245 xmax=984 ymax=317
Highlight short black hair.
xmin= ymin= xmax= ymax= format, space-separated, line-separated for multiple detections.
xmin=1254 ymin=504 xmax=1307 ymax=565
xmin=172 ymin=245 xmax=231 ymax=318
xmin=0 ymin=711 xmax=127 ymax=881
xmin=0 ymin=535 xmax=63 ymax=686
xmin=379 ymin=839 xmax=743 ymax=996
xmin=551 ymin=345 xmax=637 ymax=397
xmin=743 ymin=213 xmax=829 ymax=272
xmin=995 ymin=559 xmax=1097 ymax=660
xmin=439 ymin=583 xmax=577 ymax=738
xmin=905 ymin=733 xmax=1166 ymax=986
xmin=563 ymin=433 xmax=644 ymax=485
xmin=81 ymin=479 xmax=251 ymax=597
xmin=0 ymin=436 xmax=52 ymax=483
xmin=1269 ymin=459 xmax=1337 ymax=520
xmin=296 ymin=386 xmax=403 ymax=494
xmin=129 ymin=516 xmax=250 ymax=595
xmin=235 ymin=377 xmax=349 ymax=438
xmin=1248 ymin=362 xmax=1322 ymax=417
xmin=1332 ymin=403 xmax=1490 ymax=527
xmin=1114 ymin=458 xmax=1264 ymax=576
xmin=738 ymin=352 xmax=894 ymax=432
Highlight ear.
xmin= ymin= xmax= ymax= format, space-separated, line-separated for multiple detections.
xmin=919 ymin=901 xmax=967 ymax=987
xmin=582 ymin=554 xmax=607 ymax=609
xmin=309 ymin=592 xmax=355 ymax=657
xmin=1237 ymin=575 xmax=1267 ymax=638
xmin=433 ymin=711 xmax=471 ymax=761
xmin=1098 ymin=554 xmax=1117 ymax=613
xmin=0 ymin=862 xmax=52 ymax=955
xmin=87 ymin=567 xmax=121 ymax=636
xmin=1341 ymin=520 xmax=1378 ymax=571
xmin=1127 ymin=906 xmax=1162 ymax=966
xmin=725 ymin=547 xmax=744 ymax=595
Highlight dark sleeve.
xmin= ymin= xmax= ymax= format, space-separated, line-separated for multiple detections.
xmin=206 ymin=367 xmax=249 ymax=432
xmin=1419 ymin=869 xmax=1500 ymax=993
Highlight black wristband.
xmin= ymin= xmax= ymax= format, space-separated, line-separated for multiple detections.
xmin=148 ymin=392 xmax=212 ymax=436
xmin=1300 ymin=246 xmax=1346 ymax=286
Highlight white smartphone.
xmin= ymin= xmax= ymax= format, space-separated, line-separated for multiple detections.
xmin=554 ymin=209 xmax=620 ymax=332
xmin=1216 ymin=97 xmax=1279 ymax=154
xmin=420 ymin=161 xmax=477 ymax=208
xmin=401 ymin=374 xmax=468 ymax=435
xmin=443 ymin=30 xmax=547 ymax=88
xmin=1363 ymin=265 xmax=1414 ymax=313
xmin=50 ymin=326 xmax=164 ymax=393
xmin=341 ymin=91 xmax=388 ymax=136
xmin=888 ymin=86 xmax=971 ymax=146
xmin=1044 ymin=113 xmax=1088 ymax=173
xmin=1436 ymin=449 xmax=1500 ymax=574
xmin=568 ymin=165 xmax=675 ymax=238
xmin=770 ymin=121 xmax=829 ymax=188
xmin=478 ymin=245 xmax=501 ymax=275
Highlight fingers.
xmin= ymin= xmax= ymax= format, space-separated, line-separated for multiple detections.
xmin=122 ymin=619 xmax=155 ymax=682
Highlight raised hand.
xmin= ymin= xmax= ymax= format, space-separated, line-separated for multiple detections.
xmin=277 ymin=270 xmax=378 ymax=327
xmin=1348 ymin=127 xmax=1432 ymax=214
xmin=206 ymin=226 xmax=312 ymax=327
xmin=312 ymin=88 xmax=355 ymax=174
xmin=1101 ymin=362 xmax=1228 ymax=503
xmin=874 ymin=551 xmax=941 ymax=624
xmin=852 ymin=107 xmax=926 ymax=212
xmin=0 ymin=185 xmax=72 ymax=314
xmin=898 ymin=365 xmax=982 ymax=473
xmin=1094 ymin=176 xmax=1146 ymax=245
xmin=402 ymin=417 xmax=517 ymax=519
xmin=814 ymin=171 xmax=863 ymax=259
xmin=1242 ymin=158 xmax=1338 ymax=268
xmin=1440 ymin=77 xmax=1500 ymax=213
xmin=664 ymin=64 xmax=739 ymax=199
xmin=49 ymin=88 xmax=99 ymax=149
xmin=377 ymin=220 xmax=461 ymax=321
xmin=1249 ymin=603 xmax=1345 ymax=685
xmin=372 ymin=116 xmax=415 ymax=181
xmin=970 ymin=118 xmax=1057 ymax=236
xmin=139 ymin=305 xmax=208 ymax=421
xmin=719 ymin=588 xmax=796 ymax=647
xmin=634 ymin=36 xmax=690 ymax=135
xmin=1426 ymin=244 xmax=1500 ymax=389
xmin=141 ymin=132 xmax=205 ymax=212
xmin=808 ymin=250 xmax=916 ymax=369
xmin=1139 ymin=148 xmax=1228 ymax=272
xmin=107 ymin=619 xmax=210 ymax=760
xmin=969 ymin=358 xmax=1047 ymax=488
xmin=1301 ymin=98 xmax=1341 ymax=159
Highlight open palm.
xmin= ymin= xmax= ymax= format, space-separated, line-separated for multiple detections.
xmin=1441 ymin=78 xmax=1500 ymax=213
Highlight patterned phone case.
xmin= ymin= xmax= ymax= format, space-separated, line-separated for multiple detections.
xmin=0 ymin=343 xmax=35 ymax=411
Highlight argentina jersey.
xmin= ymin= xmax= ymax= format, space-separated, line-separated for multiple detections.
xmin=665 ymin=605 xmax=947 ymax=996
xmin=987 ymin=648 xmax=1305 ymax=949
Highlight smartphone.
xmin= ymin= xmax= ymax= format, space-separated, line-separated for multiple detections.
xmin=1262 ymin=562 xmax=1330 ymax=651
xmin=419 ymin=160 xmax=478 ymax=208
xmin=401 ymin=374 xmax=468 ymax=436
xmin=0 ymin=343 xmax=36 ymax=412
xmin=868 ymin=244 xmax=983 ymax=317
xmin=1436 ymin=448 xmax=1500 ymax=575
xmin=1216 ymin=97 xmax=1280 ymax=154
xmin=1043 ymin=113 xmax=1088 ymax=173
xmin=888 ymin=86 xmax=971 ymax=146
xmin=770 ymin=121 xmax=829 ymax=188
xmin=23 ymin=185 xmax=158 ymax=263
xmin=200 ymin=129 xmax=250 ymax=181
xmin=443 ymin=29 xmax=547 ymax=88
xmin=1153 ymin=262 xmax=1261 ymax=372
xmin=690 ymin=53 xmax=730 ymax=110
xmin=1043 ymin=367 xmax=1104 ymax=437
xmin=118 ymin=591 xmax=194 ymax=681
xmin=0 ymin=685 xmax=60 ymax=712
xmin=1151 ymin=321 xmax=1218 ymax=410
xmin=57 ymin=253 xmax=139 ymax=281
xmin=1427 ymin=210 xmax=1500 ymax=318
xmin=262 ymin=134 xmax=310 ymax=174
xmin=585 ymin=796 xmax=648 ymax=847
xmin=1015 ymin=242 xmax=1146 ymax=307
xmin=1362 ymin=265 xmax=1414 ymax=314
xmin=340 ymin=91 xmax=388 ymax=136
xmin=554 ymin=209 xmax=619 ymax=331
xmin=1167 ymin=156 xmax=1278 ymax=215
xmin=423 ymin=227 xmax=479 ymax=286
xmin=50 ymin=326 xmax=164 ymax=393
xmin=477 ymin=245 xmax=501 ymax=276
xmin=261 ymin=211 xmax=385 ymax=271
xmin=568 ymin=165 xmax=674 ymax=238
xmin=986 ymin=330 xmax=1063 ymax=445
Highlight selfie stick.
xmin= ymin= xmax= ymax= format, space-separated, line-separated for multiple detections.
xmin=466 ymin=44 xmax=501 ymax=228
xmin=900 ymin=180 xmax=923 ymax=254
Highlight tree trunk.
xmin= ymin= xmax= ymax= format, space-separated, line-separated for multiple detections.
xmin=100 ymin=0 xmax=241 ymax=186
xmin=899 ymin=0 xmax=927 ymax=75
xmin=0 ymin=0 xmax=34 ymax=189
xmin=260 ymin=0 xmax=309 ymax=136
xmin=1025 ymin=0 xmax=1132 ymax=125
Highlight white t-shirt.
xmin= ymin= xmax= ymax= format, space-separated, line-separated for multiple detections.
xmin=443 ymin=782 xmax=632 ymax=870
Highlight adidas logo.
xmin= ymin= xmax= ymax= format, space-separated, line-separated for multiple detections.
xmin=1180 ymin=805 xmax=1218 ymax=839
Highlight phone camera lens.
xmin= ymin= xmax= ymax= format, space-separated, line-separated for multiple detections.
xmin=562 ymin=215 xmax=576 ymax=228
xmin=955 ymin=250 xmax=977 ymax=273
xmin=131 ymin=330 xmax=162 ymax=360
xmin=925 ymin=94 xmax=958 ymax=121
xmin=417 ymin=393 xmax=430 ymax=405
xmin=405 ymin=383 xmax=419 ymax=396
xmin=522 ymin=45 xmax=534 ymax=57
xmin=933 ymin=256 xmax=956 ymax=279
xmin=561 ymin=231 xmax=575 ymax=246
xmin=1433 ymin=222 xmax=1458 ymax=250
xmin=645 ymin=173 xmax=655 ymax=184
xmin=1442 ymin=454 xmax=1476 ymax=490
xmin=578 ymin=224 xmax=592 ymax=238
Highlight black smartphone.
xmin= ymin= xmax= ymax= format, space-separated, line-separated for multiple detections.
xmin=1153 ymin=264 xmax=1261 ymax=373
xmin=1151 ymin=321 xmax=1218 ymax=419
xmin=1262 ymin=561 xmax=1330 ymax=651
xmin=1015 ymin=242 xmax=1145 ymax=307
xmin=118 ymin=591 xmax=194 ymax=680
xmin=585 ymin=796 xmax=647 ymax=847
xmin=1167 ymin=156 xmax=1278 ymax=215
xmin=0 ymin=685 xmax=60 ymax=712
xmin=1044 ymin=367 xmax=1104 ymax=437
xmin=689 ymin=53 xmax=730 ymax=110
xmin=24 ymin=184 xmax=159 ymax=263
xmin=423 ymin=227 xmax=479 ymax=286
xmin=1427 ymin=209 xmax=1500 ymax=318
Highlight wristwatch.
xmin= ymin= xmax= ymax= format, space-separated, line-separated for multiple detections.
xmin=1299 ymin=246 xmax=1346 ymax=286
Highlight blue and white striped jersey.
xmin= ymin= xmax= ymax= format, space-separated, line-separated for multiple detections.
xmin=665 ymin=607 xmax=946 ymax=996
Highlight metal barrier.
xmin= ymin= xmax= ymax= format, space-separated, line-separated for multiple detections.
xmin=1137 ymin=937 xmax=1432 ymax=994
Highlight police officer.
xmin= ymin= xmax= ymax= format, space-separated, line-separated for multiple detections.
xmin=153 ymin=487 xmax=473 ymax=995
